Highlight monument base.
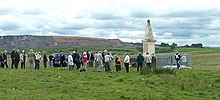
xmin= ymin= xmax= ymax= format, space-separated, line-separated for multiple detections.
xmin=143 ymin=42 xmax=155 ymax=54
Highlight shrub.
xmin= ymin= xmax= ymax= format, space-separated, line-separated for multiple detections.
xmin=153 ymin=68 xmax=176 ymax=75
xmin=156 ymin=47 xmax=173 ymax=53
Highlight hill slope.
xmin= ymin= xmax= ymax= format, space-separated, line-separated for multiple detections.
xmin=0 ymin=35 xmax=128 ymax=49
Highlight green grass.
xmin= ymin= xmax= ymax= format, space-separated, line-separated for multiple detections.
xmin=176 ymin=47 xmax=220 ymax=70
xmin=1 ymin=68 xmax=220 ymax=100
xmin=1 ymin=47 xmax=220 ymax=99
xmin=175 ymin=47 xmax=220 ymax=53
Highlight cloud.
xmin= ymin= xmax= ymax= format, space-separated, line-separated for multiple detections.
xmin=80 ymin=12 xmax=123 ymax=20
xmin=162 ymin=8 xmax=220 ymax=18
xmin=0 ymin=0 xmax=220 ymax=47
xmin=130 ymin=9 xmax=152 ymax=18
xmin=0 ymin=8 xmax=12 ymax=15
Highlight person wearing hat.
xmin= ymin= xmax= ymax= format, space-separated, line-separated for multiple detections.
xmin=27 ymin=49 xmax=35 ymax=69
xmin=2 ymin=50 xmax=8 ymax=68
xmin=20 ymin=50 xmax=26 ymax=69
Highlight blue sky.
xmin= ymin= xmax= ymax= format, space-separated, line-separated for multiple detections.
xmin=0 ymin=0 xmax=220 ymax=47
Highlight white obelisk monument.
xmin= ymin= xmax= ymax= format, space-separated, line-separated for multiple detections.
xmin=143 ymin=19 xmax=156 ymax=54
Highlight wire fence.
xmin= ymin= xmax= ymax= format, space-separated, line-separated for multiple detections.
xmin=155 ymin=53 xmax=192 ymax=68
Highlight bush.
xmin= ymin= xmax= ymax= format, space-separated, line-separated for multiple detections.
xmin=156 ymin=47 xmax=173 ymax=53
xmin=140 ymin=66 xmax=152 ymax=75
xmin=153 ymin=68 xmax=176 ymax=75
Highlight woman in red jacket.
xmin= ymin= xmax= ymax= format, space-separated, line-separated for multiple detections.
xmin=81 ymin=52 xmax=88 ymax=72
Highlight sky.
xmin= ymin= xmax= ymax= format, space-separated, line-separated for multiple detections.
xmin=0 ymin=0 xmax=220 ymax=47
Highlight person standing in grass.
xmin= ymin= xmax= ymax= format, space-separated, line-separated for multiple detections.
xmin=136 ymin=52 xmax=144 ymax=72
xmin=94 ymin=51 xmax=103 ymax=72
xmin=68 ymin=53 xmax=74 ymax=70
xmin=115 ymin=54 xmax=121 ymax=73
xmin=2 ymin=50 xmax=8 ymax=68
xmin=89 ymin=51 xmax=94 ymax=67
xmin=35 ymin=52 xmax=41 ymax=70
xmin=48 ymin=54 xmax=54 ymax=67
xmin=27 ymin=49 xmax=35 ymax=69
xmin=0 ymin=52 xmax=3 ymax=68
xmin=124 ymin=53 xmax=130 ymax=73
xmin=72 ymin=50 xmax=81 ymax=70
xmin=60 ymin=52 xmax=65 ymax=67
xmin=144 ymin=52 xmax=152 ymax=71
xmin=20 ymin=50 xmax=26 ymax=69
xmin=43 ymin=52 xmax=48 ymax=68
xmin=104 ymin=52 xmax=112 ymax=73
xmin=81 ymin=52 xmax=88 ymax=72
xmin=11 ymin=49 xmax=16 ymax=69
xmin=175 ymin=51 xmax=181 ymax=69
xmin=14 ymin=49 xmax=20 ymax=69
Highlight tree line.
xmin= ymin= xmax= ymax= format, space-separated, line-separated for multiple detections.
xmin=160 ymin=43 xmax=203 ymax=48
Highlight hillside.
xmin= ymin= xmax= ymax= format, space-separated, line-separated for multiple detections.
xmin=0 ymin=35 xmax=128 ymax=49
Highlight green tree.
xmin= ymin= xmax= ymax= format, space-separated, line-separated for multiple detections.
xmin=170 ymin=43 xmax=177 ymax=51
xmin=160 ymin=43 xmax=169 ymax=47
xmin=191 ymin=43 xmax=203 ymax=48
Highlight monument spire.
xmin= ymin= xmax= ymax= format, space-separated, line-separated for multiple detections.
xmin=145 ymin=19 xmax=154 ymax=42
xmin=143 ymin=19 xmax=155 ymax=54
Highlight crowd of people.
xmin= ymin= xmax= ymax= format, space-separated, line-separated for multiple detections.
xmin=0 ymin=49 xmax=48 ymax=70
xmin=0 ymin=48 xmax=155 ymax=73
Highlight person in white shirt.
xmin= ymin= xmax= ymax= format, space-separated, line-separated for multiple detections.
xmin=20 ymin=50 xmax=26 ymax=69
xmin=94 ymin=51 xmax=103 ymax=72
xmin=35 ymin=52 xmax=41 ymax=70
xmin=175 ymin=51 xmax=181 ymax=69
xmin=124 ymin=53 xmax=130 ymax=73
xmin=104 ymin=52 xmax=112 ymax=73
xmin=68 ymin=53 xmax=74 ymax=70
xmin=144 ymin=52 xmax=152 ymax=71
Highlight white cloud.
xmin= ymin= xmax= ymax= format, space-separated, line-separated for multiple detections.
xmin=0 ymin=0 xmax=220 ymax=47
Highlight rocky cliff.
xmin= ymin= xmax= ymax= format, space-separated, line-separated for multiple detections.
xmin=0 ymin=35 xmax=128 ymax=49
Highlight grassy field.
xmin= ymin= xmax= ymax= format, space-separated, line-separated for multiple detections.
xmin=176 ymin=47 xmax=220 ymax=70
xmin=1 ymin=47 xmax=220 ymax=100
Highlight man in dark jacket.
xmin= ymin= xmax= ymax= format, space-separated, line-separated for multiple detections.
xmin=43 ymin=52 xmax=48 ymax=68
xmin=89 ymin=51 xmax=94 ymax=67
xmin=48 ymin=54 xmax=54 ymax=67
xmin=136 ymin=52 xmax=144 ymax=72
xmin=60 ymin=52 xmax=66 ymax=67
xmin=14 ymin=49 xmax=20 ymax=69
xmin=11 ymin=49 xmax=16 ymax=69
xmin=0 ymin=52 xmax=3 ymax=68
xmin=72 ymin=50 xmax=80 ymax=70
